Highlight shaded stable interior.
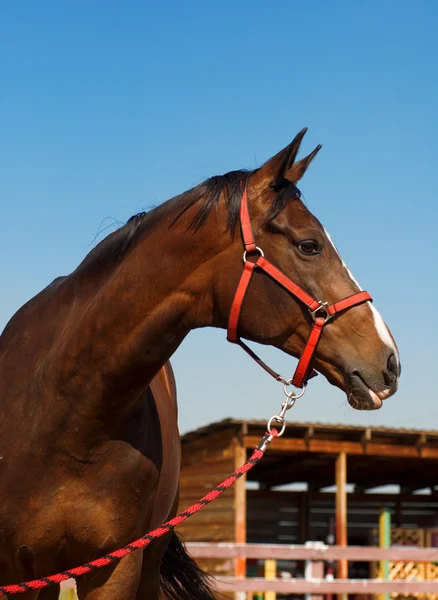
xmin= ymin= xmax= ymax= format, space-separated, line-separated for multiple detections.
xmin=177 ymin=420 xmax=438 ymax=583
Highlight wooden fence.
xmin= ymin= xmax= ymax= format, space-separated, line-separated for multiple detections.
xmin=186 ymin=542 xmax=438 ymax=594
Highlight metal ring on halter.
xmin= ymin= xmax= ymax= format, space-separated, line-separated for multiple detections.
xmin=242 ymin=246 xmax=264 ymax=264
xmin=267 ymin=415 xmax=286 ymax=437
xmin=283 ymin=381 xmax=307 ymax=400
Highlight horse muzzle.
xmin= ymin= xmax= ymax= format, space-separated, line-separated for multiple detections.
xmin=344 ymin=360 xmax=400 ymax=411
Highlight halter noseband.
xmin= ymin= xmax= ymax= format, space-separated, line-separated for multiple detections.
xmin=227 ymin=188 xmax=372 ymax=388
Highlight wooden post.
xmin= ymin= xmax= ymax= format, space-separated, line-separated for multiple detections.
xmin=379 ymin=506 xmax=391 ymax=600
xmin=335 ymin=452 xmax=347 ymax=600
xmin=265 ymin=559 xmax=277 ymax=600
xmin=304 ymin=541 xmax=324 ymax=600
xmin=234 ymin=438 xmax=247 ymax=600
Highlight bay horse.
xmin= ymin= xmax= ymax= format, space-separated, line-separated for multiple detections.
xmin=0 ymin=129 xmax=400 ymax=599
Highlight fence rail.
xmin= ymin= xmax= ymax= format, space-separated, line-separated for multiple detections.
xmin=212 ymin=578 xmax=438 ymax=593
xmin=187 ymin=541 xmax=438 ymax=562
xmin=186 ymin=542 xmax=438 ymax=594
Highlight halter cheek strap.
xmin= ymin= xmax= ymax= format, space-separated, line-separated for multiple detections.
xmin=227 ymin=188 xmax=372 ymax=388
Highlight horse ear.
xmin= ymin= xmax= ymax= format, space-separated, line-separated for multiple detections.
xmin=251 ymin=128 xmax=308 ymax=191
xmin=284 ymin=144 xmax=322 ymax=183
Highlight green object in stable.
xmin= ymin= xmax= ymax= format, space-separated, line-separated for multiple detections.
xmin=379 ymin=506 xmax=391 ymax=600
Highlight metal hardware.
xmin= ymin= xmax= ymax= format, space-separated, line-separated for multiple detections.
xmin=283 ymin=381 xmax=307 ymax=399
xmin=267 ymin=383 xmax=305 ymax=438
xmin=310 ymin=301 xmax=333 ymax=323
xmin=243 ymin=246 xmax=264 ymax=264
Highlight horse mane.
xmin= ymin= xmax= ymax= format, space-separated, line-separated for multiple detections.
xmin=117 ymin=169 xmax=253 ymax=258
xmin=118 ymin=166 xmax=301 ymax=259
xmin=172 ymin=169 xmax=253 ymax=233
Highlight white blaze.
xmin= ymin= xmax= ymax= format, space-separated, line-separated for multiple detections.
xmin=324 ymin=228 xmax=362 ymax=289
xmin=369 ymin=304 xmax=399 ymax=363
xmin=323 ymin=228 xmax=400 ymax=366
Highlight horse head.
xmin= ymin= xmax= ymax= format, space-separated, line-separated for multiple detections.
xmin=210 ymin=129 xmax=400 ymax=410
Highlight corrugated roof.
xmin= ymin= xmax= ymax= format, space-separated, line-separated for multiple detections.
xmin=181 ymin=418 xmax=438 ymax=443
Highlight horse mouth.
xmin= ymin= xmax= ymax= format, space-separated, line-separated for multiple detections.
xmin=346 ymin=372 xmax=388 ymax=411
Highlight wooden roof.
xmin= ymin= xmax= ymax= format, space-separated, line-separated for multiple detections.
xmin=181 ymin=419 xmax=438 ymax=491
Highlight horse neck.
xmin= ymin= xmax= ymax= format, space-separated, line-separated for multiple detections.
xmin=54 ymin=198 xmax=229 ymax=411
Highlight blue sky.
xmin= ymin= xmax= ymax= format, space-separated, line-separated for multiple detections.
xmin=1 ymin=1 xmax=437 ymax=434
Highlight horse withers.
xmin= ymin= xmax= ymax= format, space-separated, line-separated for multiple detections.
xmin=0 ymin=129 xmax=400 ymax=599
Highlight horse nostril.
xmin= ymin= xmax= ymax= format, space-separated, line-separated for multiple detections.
xmin=387 ymin=353 xmax=399 ymax=380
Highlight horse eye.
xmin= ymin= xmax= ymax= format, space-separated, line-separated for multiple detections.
xmin=297 ymin=240 xmax=319 ymax=255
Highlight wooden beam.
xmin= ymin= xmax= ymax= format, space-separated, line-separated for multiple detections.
xmin=244 ymin=435 xmax=438 ymax=458
xmin=335 ymin=452 xmax=348 ymax=583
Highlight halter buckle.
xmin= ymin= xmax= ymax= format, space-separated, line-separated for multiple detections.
xmin=310 ymin=301 xmax=333 ymax=323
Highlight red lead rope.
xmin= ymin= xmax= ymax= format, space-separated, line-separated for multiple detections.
xmin=227 ymin=187 xmax=372 ymax=388
xmin=0 ymin=430 xmax=278 ymax=595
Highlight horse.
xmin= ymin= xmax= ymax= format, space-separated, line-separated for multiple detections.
xmin=0 ymin=128 xmax=400 ymax=600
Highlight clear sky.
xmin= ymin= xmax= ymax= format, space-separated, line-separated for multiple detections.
xmin=1 ymin=1 xmax=437 ymax=434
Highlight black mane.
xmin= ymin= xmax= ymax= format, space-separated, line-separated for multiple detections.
xmin=119 ymin=167 xmax=301 ymax=258
xmin=173 ymin=169 xmax=253 ymax=233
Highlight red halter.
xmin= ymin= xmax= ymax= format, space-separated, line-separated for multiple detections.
xmin=227 ymin=188 xmax=372 ymax=388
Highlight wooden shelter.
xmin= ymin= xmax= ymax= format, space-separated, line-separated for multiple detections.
xmin=177 ymin=420 xmax=438 ymax=581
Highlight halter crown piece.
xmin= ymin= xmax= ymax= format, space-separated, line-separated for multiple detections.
xmin=227 ymin=188 xmax=372 ymax=389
